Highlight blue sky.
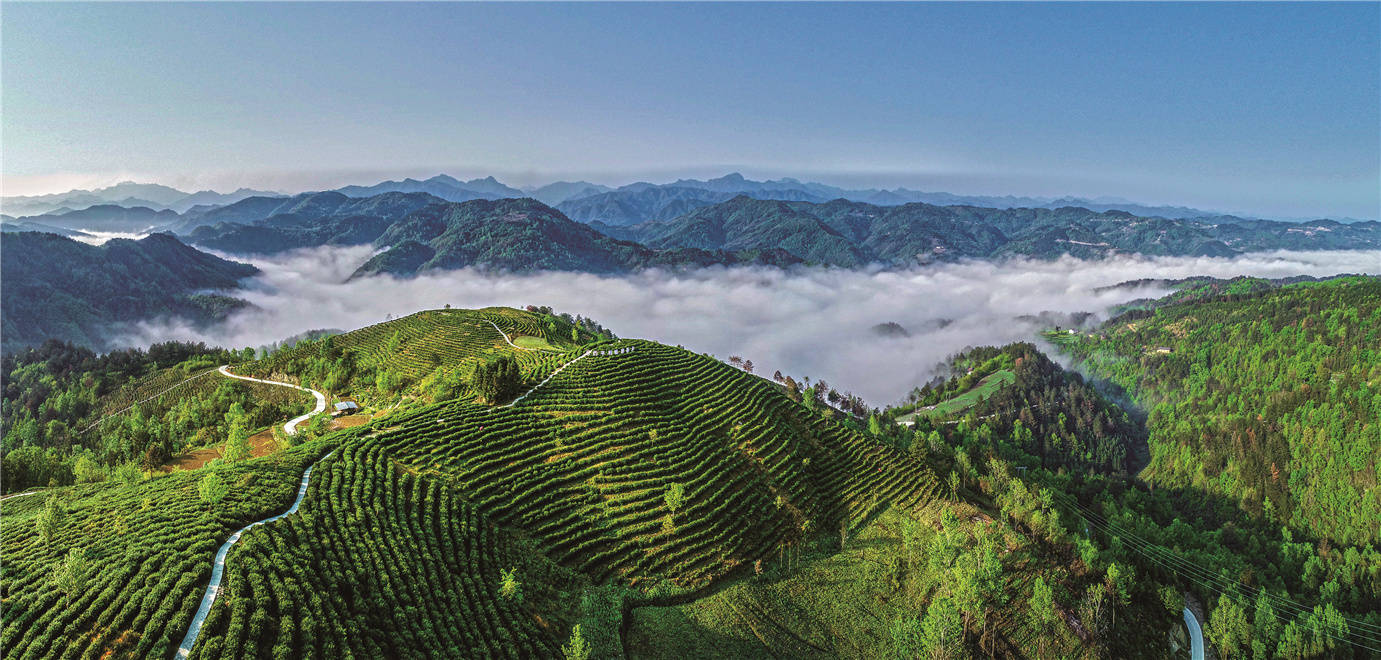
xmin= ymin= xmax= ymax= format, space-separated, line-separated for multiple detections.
xmin=3 ymin=2 xmax=1378 ymax=218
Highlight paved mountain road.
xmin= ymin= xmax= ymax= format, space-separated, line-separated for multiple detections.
xmin=217 ymin=365 xmax=327 ymax=435
xmin=175 ymin=449 xmax=337 ymax=658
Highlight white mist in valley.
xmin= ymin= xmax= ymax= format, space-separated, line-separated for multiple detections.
xmin=124 ymin=247 xmax=1381 ymax=405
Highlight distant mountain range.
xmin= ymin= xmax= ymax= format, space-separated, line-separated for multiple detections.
xmin=1 ymin=181 xmax=283 ymax=217
xmin=0 ymin=232 xmax=257 ymax=352
xmin=348 ymin=197 xmax=798 ymax=279
xmin=7 ymin=172 xmax=1371 ymax=225
xmin=144 ymin=190 xmax=1379 ymax=275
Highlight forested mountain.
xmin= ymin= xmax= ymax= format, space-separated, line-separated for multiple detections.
xmin=349 ymin=197 xmax=801 ymax=278
xmin=157 ymin=190 xmax=1381 ymax=275
xmin=556 ymin=185 xmax=758 ymax=226
xmin=180 ymin=191 xmax=444 ymax=254
xmin=0 ymin=232 xmax=257 ymax=352
xmin=165 ymin=187 xmax=447 ymax=234
xmin=632 ymin=196 xmax=871 ymax=266
xmin=1101 ymin=274 xmax=1367 ymax=316
xmin=554 ymin=172 xmax=1266 ymax=225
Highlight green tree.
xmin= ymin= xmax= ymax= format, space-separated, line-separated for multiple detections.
xmin=223 ymin=420 xmax=251 ymax=462
xmin=73 ymin=453 xmax=105 ymax=484
xmin=1028 ymin=576 xmax=1059 ymax=657
xmin=919 ymin=595 xmax=964 ymax=660
xmin=199 ymin=471 xmax=228 ymax=514
xmin=561 ymin=623 xmax=591 ymax=660
xmin=1209 ymin=593 xmax=1252 ymax=658
xmin=113 ymin=461 xmax=144 ymax=486
xmin=664 ymin=482 xmax=686 ymax=517
xmin=50 ymin=547 xmax=89 ymax=596
xmin=498 ymin=567 xmax=522 ymax=603
xmin=35 ymin=495 xmax=65 ymax=545
xmin=472 ymin=356 xmax=522 ymax=404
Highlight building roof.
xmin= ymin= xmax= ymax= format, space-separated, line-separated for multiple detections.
xmin=334 ymin=401 xmax=359 ymax=410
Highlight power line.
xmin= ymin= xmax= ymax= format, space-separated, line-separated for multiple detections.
xmin=1038 ymin=488 xmax=1381 ymax=653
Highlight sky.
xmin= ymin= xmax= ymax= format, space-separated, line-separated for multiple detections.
xmin=3 ymin=2 xmax=1378 ymax=219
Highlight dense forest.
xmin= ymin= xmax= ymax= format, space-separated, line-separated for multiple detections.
xmin=1053 ymin=277 xmax=1381 ymax=546
xmin=889 ymin=344 xmax=1145 ymax=476
xmin=1038 ymin=277 xmax=1381 ymax=657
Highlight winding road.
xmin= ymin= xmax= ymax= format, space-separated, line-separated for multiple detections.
xmin=217 ymin=365 xmax=327 ymax=435
xmin=175 ymin=449 xmax=337 ymax=659
xmin=169 ymin=368 xmax=331 ymax=657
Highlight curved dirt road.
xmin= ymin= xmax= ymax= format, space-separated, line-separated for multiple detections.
xmin=217 ymin=365 xmax=326 ymax=435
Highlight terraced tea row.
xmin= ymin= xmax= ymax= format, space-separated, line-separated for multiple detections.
xmin=372 ymin=340 xmax=944 ymax=589
xmin=187 ymin=442 xmax=583 ymax=658
xmin=0 ymin=446 xmax=329 ymax=659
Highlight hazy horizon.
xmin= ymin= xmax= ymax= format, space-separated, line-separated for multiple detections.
xmin=4 ymin=3 xmax=1378 ymax=219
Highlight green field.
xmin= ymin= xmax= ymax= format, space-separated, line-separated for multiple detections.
xmin=514 ymin=335 xmax=558 ymax=351
xmin=897 ymin=369 xmax=1015 ymax=424
xmin=2 ymin=306 xmax=1166 ymax=659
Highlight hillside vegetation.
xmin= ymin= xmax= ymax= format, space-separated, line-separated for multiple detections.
xmin=1 ymin=341 xmax=309 ymax=493
xmin=7 ymin=303 xmax=1328 ymax=659
xmin=236 ymin=307 xmax=599 ymax=406
xmin=1052 ymin=277 xmax=1381 ymax=545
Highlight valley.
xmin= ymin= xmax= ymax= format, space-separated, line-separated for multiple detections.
xmin=3 ymin=4 xmax=1377 ymax=657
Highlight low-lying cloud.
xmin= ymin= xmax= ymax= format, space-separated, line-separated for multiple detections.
xmin=123 ymin=247 xmax=1381 ymax=405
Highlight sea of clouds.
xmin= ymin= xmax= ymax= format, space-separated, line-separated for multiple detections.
xmin=123 ymin=247 xmax=1381 ymax=405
